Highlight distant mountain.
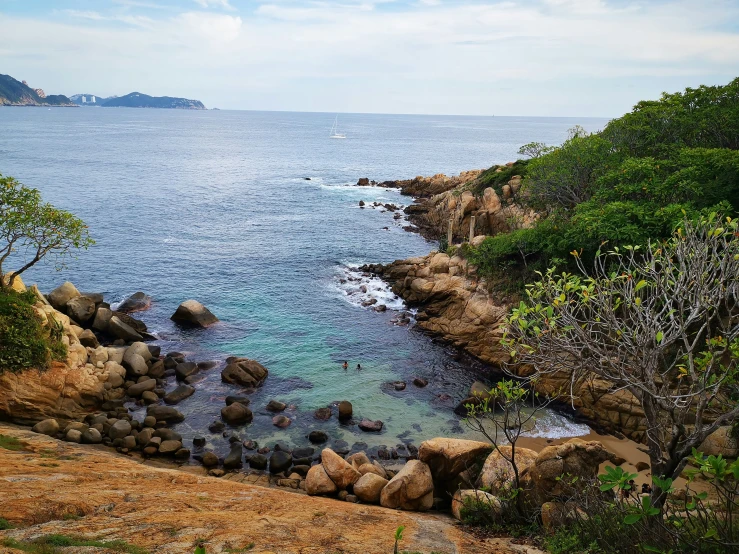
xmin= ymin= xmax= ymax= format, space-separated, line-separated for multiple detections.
xmin=69 ymin=93 xmax=113 ymax=106
xmin=100 ymin=92 xmax=205 ymax=110
xmin=0 ymin=74 xmax=75 ymax=106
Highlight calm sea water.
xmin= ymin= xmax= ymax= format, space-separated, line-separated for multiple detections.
xmin=0 ymin=108 xmax=608 ymax=456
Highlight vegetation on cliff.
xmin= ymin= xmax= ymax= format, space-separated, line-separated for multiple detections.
xmin=0 ymin=288 xmax=66 ymax=372
xmin=0 ymin=75 xmax=75 ymax=107
xmin=468 ymin=78 xmax=739 ymax=282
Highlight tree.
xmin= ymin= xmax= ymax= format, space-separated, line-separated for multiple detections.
xmin=504 ymin=214 xmax=739 ymax=508
xmin=517 ymin=141 xmax=554 ymax=159
xmin=0 ymin=175 xmax=93 ymax=289
xmin=464 ymin=379 xmax=553 ymax=519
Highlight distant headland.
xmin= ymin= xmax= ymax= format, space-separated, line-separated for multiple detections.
xmin=0 ymin=74 xmax=206 ymax=109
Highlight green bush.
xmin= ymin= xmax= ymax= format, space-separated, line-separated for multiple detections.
xmin=0 ymin=288 xmax=66 ymax=372
xmin=469 ymin=78 xmax=739 ymax=287
xmin=472 ymin=160 xmax=529 ymax=195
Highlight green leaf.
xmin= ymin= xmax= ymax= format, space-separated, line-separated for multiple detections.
xmin=624 ymin=514 xmax=642 ymax=525
xmin=656 ymin=331 xmax=664 ymax=343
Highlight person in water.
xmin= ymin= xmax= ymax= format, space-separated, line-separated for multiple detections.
xmin=342 ymin=361 xmax=348 ymax=370
xmin=357 ymin=363 xmax=362 ymax=370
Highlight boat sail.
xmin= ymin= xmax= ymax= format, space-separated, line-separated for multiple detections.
xmin=329 ymin=116 xmax=346 ymax=139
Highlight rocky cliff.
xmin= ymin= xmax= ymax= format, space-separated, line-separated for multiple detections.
xmin=0 ymin=278 xmax=125 ymax=425
xmin=365 ymin=251 xmax=737 ymax=457
xmin=361 ymin=166 xmax=539 ymax=241
xmin=0 ymin=74 xmax=76 ymax=106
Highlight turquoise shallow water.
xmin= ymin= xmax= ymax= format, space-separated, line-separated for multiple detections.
xmin=0 ymin=109 xmax=609 ymax=455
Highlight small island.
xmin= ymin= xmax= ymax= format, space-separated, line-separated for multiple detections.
xmin=71 ymin=91 xmax=206 ymax=110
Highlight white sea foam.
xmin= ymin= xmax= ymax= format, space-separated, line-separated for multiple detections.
xmin=331 ymin=264 xmax=411 ymax=314
xmin=522 ymin=412 xmax=591 ymax=439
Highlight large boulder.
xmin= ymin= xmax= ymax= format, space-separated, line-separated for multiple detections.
xmin=66 ymin=296 xmax=96 ymax=325
xmin=91 ymin=306 xmax=112 ymax=332
xmin=306 ymin=464 xmax=338 ymax=496
xmin=31 ymin=419 xmax=59 ymax=436
xmin=321 ymin=448 xmax=361 ymax=490
xmin=531 ymin=439 xmax=615 ymax=503
xmin=125 ymin=342 xmax=152 ymax=362
xmin=127 ymin=379 xmax=156 ymax=398
xmin=47 ymin=282 xmax=80 ymax=311
xmin=269 ymin=451 xmax=293 ymax=474
xmin=223 ymin=443 xmax=243 ymax=469
xmin=478 ymin=445 xmax=538 ymax=496
xmin=147 ymin=405 xmax=185 ymax=424
xmin=221 ymin=359 xmax=268 ymax=387
xmin=117 ymin=292 xmax=152 ymax=313
xmin=221 ymin=402 xmax=253 ymax=425
xmin=454 ymin=381 xmax=494 ymax=416
xmin=419 ymin=437 xmax=492 ymax=482
xmin=108 ymin=419 xmax=132 ymax=440
xmin=108 ymin=316 xmax=143 ymax=343
xmin=380 ymin=460 xmax=434 ymax=511
xmin=163 ymin=385 xmax=195 ymax=405
xmin=451 ymin=489 xmax=501 ymax=522
xmin=699 ymin=426 xmax=739 ymax=457
xmin=170 ymin=300 xmax=218 ymax=328
xmin=122 ymin=352 xmax=148 ymax=378
xmin=353 ymin=473 xmax=388 ymax=504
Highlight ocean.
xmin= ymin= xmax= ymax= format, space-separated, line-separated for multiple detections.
xmin=0 ymin=108 xmax=609 ymax=456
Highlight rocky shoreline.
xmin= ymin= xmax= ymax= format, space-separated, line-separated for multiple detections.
xmin=355 ymin=170 xmax=739 ymax=458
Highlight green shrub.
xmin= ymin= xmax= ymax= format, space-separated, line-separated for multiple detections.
xmin=472 ymin=160 xmax=529 ymax=195
xmin=0 ymin=288 xmax=66 ymax=373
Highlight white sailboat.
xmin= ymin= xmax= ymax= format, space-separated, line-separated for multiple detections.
xmin=329 ymin=115 xmax=346 ymax=139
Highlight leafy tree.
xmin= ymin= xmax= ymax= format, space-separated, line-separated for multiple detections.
xmin=0 ymin=175 xmax=93 ymax=289
xmin=464 ymin=379 xmax=553 ymax=519
xmin=505 ymin=215 xmax=739 ymax=508
xmin=517 ymin=141 xmax=554 ymax=159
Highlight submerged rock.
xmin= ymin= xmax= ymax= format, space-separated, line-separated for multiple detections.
xmin=221 ymin=359 xmax=269 ymax=388
xmin=117 ymin=292 xmax=152 ymax=313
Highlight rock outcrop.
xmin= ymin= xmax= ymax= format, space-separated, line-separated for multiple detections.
xmin=380 ymin=460 xmax=434 ymax=511
xmin=170 ymin=299 xmax=218 ymax=327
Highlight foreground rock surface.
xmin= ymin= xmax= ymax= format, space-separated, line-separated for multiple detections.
xmin=0 ymin=424 xmax=533 ymax=553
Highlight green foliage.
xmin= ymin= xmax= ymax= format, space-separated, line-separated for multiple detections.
xmin=0 ymin=434 xmax=23 ymax=451
xmin=394 ymin=525 xmax=405 ymax=554
xmin=0 ymin=288 xmax=66 ymax=372
xmin=0 ymin=518 xmax=13 ymax=530
xmin=1 ymin=535 xmax=148 ymax=554
xmin=544 ymin=528 xmax=602 ymax=554
xmin=0 ymin=174 xmax=94 ymax=289
xmin=223 ymin=545 xmax=255 ymax=553
xmin=603 ymin=78 xmax=739 ymax=157
xmin=471 ymin=160 xmax=529 ymax=195
xmin=471 ymin=78 xmax=739 ymax=284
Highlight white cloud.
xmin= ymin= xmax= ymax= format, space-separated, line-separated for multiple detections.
xmin=2 ymin=0 xmax=738 ymax=115
xmin=192 ymin=0 xmax=235 ymax=10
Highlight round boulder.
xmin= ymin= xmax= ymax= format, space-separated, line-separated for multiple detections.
xmin=306 ymin=464 xmax=338 ymax=496
xmin=31 ymin=419 xmax=59 ymax=436
xmin=117 ymin=292 xmax=152 ymax=313
xmin=270 ymin=451 xmax=293 ymax=473
xmin=380 ymin=460 xmax=434 ymax=511
xmin=321 ymin=448 xmax=361 ymax=490
xmin=47 ymin=281 xmax=80 ymax=311
xmin=338 ymin=400 xmax=352 ymax=421
xmin=170 ymin=300 xmax=219 ymax=327
xmin=221 ymin=402 xmax=253 ymax=425
xmin=451 ymin=489 xmax=501 ymax=522
xmin=419 ymin=437 xmax=493 ymax=482
xmin=353 ymin=473 xmax=388 ymax=503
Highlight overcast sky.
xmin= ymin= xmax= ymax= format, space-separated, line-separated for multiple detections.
xmin=1 ymin=0 xmax=738 ymax=116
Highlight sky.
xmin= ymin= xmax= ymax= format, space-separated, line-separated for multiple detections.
xmin=0 ymin=0 xmax=738 ymax=116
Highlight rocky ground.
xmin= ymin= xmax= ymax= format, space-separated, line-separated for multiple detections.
xmin=0 ymin=424 xmax=543 ymax=554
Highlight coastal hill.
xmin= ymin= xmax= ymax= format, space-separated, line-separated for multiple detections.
xmin=72 ymin=91 xmax=206 ymax=110
xmin=0 ymin=74 xmax=75 ymax=106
